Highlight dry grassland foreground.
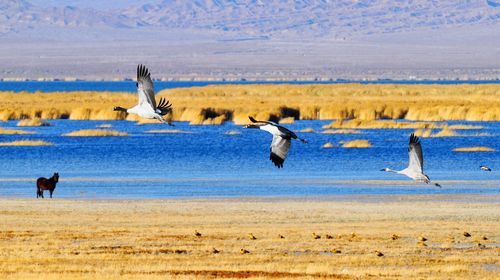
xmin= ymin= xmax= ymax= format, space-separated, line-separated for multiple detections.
xmin=0 ymin=196 xmax=498 ymax=279
xmin=0 ymin=84 xmax=499 ymax=124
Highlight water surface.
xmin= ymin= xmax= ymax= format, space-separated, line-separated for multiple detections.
xmin=0 ymin=120 xmax=498 ymax=199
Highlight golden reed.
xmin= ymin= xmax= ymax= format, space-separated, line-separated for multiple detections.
xmin=0 ymin=84 xmax=498 ymax=124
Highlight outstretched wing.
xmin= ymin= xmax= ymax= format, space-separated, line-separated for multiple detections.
xmin=270 ymin=135 xmax=291 ymax=168
xmin=408 ymin=133 xmax=424 ymax=173
xmin=249 ymin=116 xmax=278 ymax=126
xmin=156 ymin=97 xmax=172 ymax=115
xmin=137 ymin=64 xmax=156 ymax=109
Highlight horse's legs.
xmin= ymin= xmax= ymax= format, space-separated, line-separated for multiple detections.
xmin=41 ymin=190 xmax=44 ymax=199
xmin=50 ymin=190 xmax=53 ymax=198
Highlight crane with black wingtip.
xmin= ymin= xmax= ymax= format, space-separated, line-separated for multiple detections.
xmin=114 ymin=64 xmax=173 ymax=125
xmin=244 ymin=116 xmax=307 ymax=168
xmin=381 ymin=133 xmax=441 ymax=187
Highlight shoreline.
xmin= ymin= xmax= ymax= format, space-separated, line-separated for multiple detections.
xmin=0 ymin=193 xmax=499 ymax=202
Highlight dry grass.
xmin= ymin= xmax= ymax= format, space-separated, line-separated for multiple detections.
xmin=0 ymin=84 xmax=498 ymax=124
xmin=63 ymin=129 xmax=128 ymax=137
xmin=0 ymin=196 xmax=498 ymax=279
xmin=433 ymin=126 xmax=459 ymax=137
xmin=0 ymin=128 xmax=33 ymax=135
xmin=322 ymin=129 xmax=361 ymax=134
xmin=414 ymin=128 xmax=433 ymax=138
xmin=453 ymin=147 xmax=495 ymax=152
xmin=16 ymin=118 xmax=50 ymax=127
xmin=0 ymin=140 xmax=52 ymax=146
xmin=415 ymin=126 xmax=461 ymax=138
xmin=341 ymin=139 xmax=372 ymax=148
xmin=299 ymin=127 xmax=315 ymax=133
xmin=323 ymin=119 xmax=481 ymax=130
xmin=322 ymin=142 xmax=335 ymax=148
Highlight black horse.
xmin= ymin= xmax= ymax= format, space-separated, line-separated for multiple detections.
xmin=36 ymin=173 xmax=59 ymax=198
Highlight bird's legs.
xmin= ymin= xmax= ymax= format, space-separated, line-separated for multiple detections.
xmin=155 ymin=115 xmax=175 ymax=126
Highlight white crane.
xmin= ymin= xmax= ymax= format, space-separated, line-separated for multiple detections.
xmin=480 ymin=165 xmax=491 ymax=171
xmin=114 ymin=64 xmax=173 ymax=124
xmin=244 ymin=116 xmax=307 ymax=168
xmin=381 ymin=133 xmax=441 ymax=187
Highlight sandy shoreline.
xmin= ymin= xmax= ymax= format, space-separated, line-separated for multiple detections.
xmin=0 ymin=195 xmax=498 ymax=279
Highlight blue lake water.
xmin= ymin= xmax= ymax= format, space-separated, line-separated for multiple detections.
xmin=0 ymin=120 xmax=498 ymax=199
xmin=1 ymin=80 xmax=499 ymax=93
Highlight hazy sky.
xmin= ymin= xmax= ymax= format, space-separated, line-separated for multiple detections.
xmin=27 ymin=0 xmax=160 ymax=10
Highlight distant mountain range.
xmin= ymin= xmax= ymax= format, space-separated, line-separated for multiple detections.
xmin=2 ymin=0 xmax=499 ymax=39
xmin=1 ymin=0 xmax=499 ymax=80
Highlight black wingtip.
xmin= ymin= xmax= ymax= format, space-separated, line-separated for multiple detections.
xmin=270 ymin=153 xmax=284 ymax=168
xmin=137 ymin=64 xmax=150 ymax=80
xmin=157 ymin=97 xmax=173 ymax=115
xmin=248 ymin=116 xmax=257 ymax=123
xmin=410 ymin=133 xmax=420 ymax=144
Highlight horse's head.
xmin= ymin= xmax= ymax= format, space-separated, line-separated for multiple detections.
xmin=53 ymin=173 xmax=59 ymax=182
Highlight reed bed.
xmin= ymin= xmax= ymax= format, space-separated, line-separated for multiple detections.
xmin=0 ymin=84 xmax=498 ymax=125
xmin=414 ymin=126 xmax=461 ymax=138
xmin=0 ymin=197 xmax=497 ymax=279
xmin=321 ymin=129 xmax=361 ymax=134
xmin=322 ymin=142 xmax=335 ymax=148
xmin=341 ymin=139 xmax=372 ymax=148
xmin=0 ymin=140 xmax=52 ymax=146
xmin=433 ymin=126 xmax=459 ymax=137
xmin=453 ymin=147 xmax=495 ymax=152
xmin=0 ymin=128 xmax=33 ymax=135
xmin=323 ymin=119 xmax=481 ymax=130
xmin=63 ymin=129 xmax=128 ymax=137
xmin=16 ymin=118 xmax=50 ymax=127
xmin=299 ymin=127 xmax=315 ymax=133
xmin=414 ymin=128 xmax=434 ymax=138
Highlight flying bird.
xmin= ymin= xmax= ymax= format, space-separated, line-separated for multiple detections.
xmin=114 ymin=64 xmax=173 ymax=124
xmin=381 ymin=133 xmax=441 ymax=187
xmin=244 ymin=116 xmax=307 ymax=168
xmin=480 ymin=165 xmax=491 ymax=171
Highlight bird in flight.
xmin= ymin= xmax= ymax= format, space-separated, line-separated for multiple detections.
xmin=381 ymin=133 xmax=441 ymax=187
xmin=480 ymin=165 xmax=491 ymax=171
xmin=244 ymin=116 xmax=307 ymax=168
xmin=114 ymin=64 xmax=173 ymax=124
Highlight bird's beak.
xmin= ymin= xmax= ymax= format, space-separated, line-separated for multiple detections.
xmin=380 ymin=168 xmax=386 ymax=171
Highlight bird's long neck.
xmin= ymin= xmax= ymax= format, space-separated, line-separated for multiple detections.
xmin=114 ymin=106 xmax=128 ymax=113
xmin=383 ymin=168 xmax=399 ymax=173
